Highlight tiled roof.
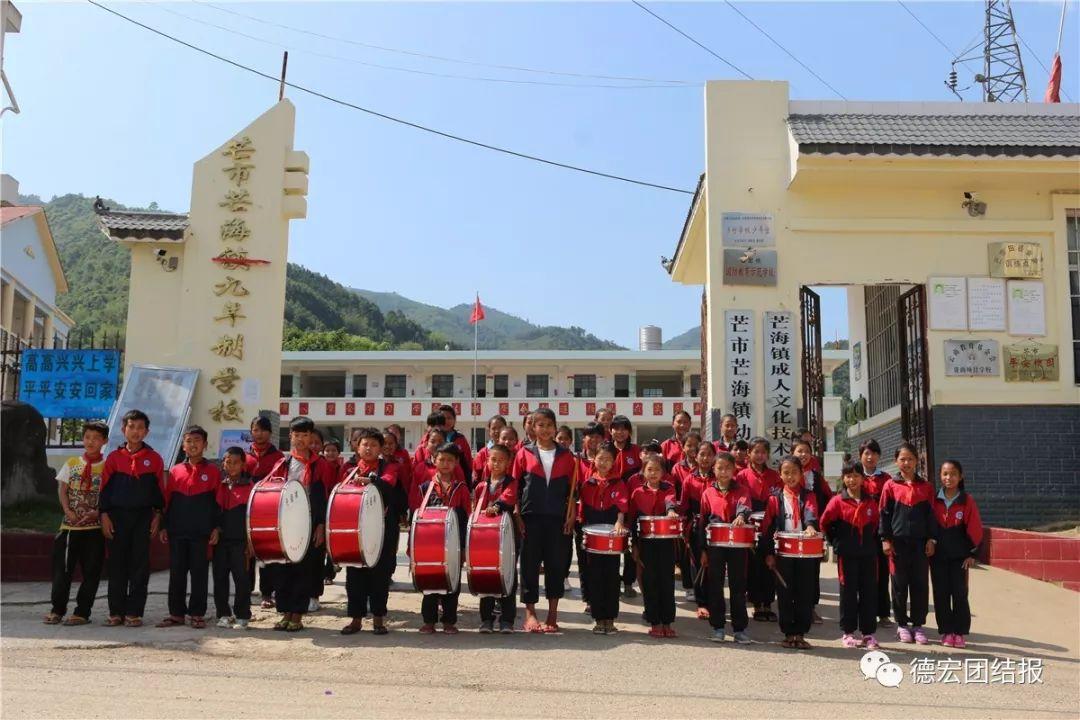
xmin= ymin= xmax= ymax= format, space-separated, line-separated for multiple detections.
xmin=788 ymin=112 xmax=1080 ymax=156
xmin=97 ymin=209 xmax=190 ymax=233
xmin=0 ymin=205 xmax=42 ymax=226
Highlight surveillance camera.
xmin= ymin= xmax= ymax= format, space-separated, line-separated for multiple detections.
xmin=155 ymin=248 xmax=167 ymax=258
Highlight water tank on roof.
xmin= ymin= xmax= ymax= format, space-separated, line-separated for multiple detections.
xmin=639 ymin=325 xmax=662 ymax=351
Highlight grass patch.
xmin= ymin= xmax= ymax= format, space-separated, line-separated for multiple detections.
xmin=2 ymin=499 xmax=61 ymax=533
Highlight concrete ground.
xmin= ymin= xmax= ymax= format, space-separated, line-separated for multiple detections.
xmin=2 ymin=536 xmax=1077 ymax=719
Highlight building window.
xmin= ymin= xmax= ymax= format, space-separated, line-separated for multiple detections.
xmin=690 ymin=374 xmax=701 ymax=398
xmin=472 ymin=428 xmax=487 ymax=448
xmin=432 ymin=374 xmax=454 ymax=398
xmin=573 ymin=374 xmax=596 ymax=398
xmin=385 ymin=374 xmax=406 ymax=398
xmin=1068 ymin=212 xmax=1080 ymax=384
xmin=304 ymin=372 xmax=345 ymax=397
xmin=472 ymin=374 xmax=486 ymax=398
xmin=351 ymin=374 xmax=367 ymax=398
xmin=493 ymin=374 xmax=509 ymax=398
xmin=865 ymin=284 xmax=902 ymax=416
xmin=280 ymin=374 xmax=293 ymax=398
xmin=526 ymin=374 xmax=548 ymax=398
xmin=614 ymin=374 xmax=630 ymax=398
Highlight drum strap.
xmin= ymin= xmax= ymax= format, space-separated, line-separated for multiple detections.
xmin=471 ymin=483 xmax=488 ymax=522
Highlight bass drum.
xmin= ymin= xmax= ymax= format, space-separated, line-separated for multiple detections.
xmin=326 ymin=481 xmax=385 ymax=568
xmin=465 ymin=512 xmax=516 ymax=597
xmin=410 ymin=506 xmax=462 ymax=594
xmin=247 ymin=477 xmax=312 ymax=564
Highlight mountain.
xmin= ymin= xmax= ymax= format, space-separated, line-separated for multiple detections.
xmin=663 ymin=326 xmax=701 ymax=350
xmin=353 ymin=289 xmax=625 ymax=350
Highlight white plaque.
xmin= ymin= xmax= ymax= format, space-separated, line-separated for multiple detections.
xmin=928 ymin=277 xmax=968 ymax=331
xmin=241 ymin=377 xmax=261 ymax=405
xmin=763 ymin=311 xmax=796 ymax=464
xmin=1007 ymin=280 xmax=1046 ymax=336
xmin=721 ymin=213 xmax=774 ymax=248
xmin=943 ymin=339 xmax=1000 ymax=377
xmin=723 ymin=310 xmax=755 ymax=442
xmin=966 ymin=277 xmax=1006 ymax=331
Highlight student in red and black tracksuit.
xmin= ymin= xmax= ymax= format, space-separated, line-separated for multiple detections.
xmin=439 ymin=405 xmax=473 ymax=480
xmin=158 ymin=426 xmax=221 ymax=628
xmin=512 ymin=408 xmax=577 ymax=633
xmin=681 ymin=441 xmax=715 ymax=616
xmin=410 ymin=429 xmax=467 ymax=510
xmin=412 ymin=413 xmax=448 ymax=466
xmin=573 ymin=422 xmax=606 ymax=607
xmin=879 ymin=441 xmax=937 ymax=645
xmin=610 ymin=415 xmax=642 ymax=596
xmin=793 ymin=439 xmax=833 ymax=622
xmin=273 ymin=417 xmax=330 ymax=632
xmin=381 ymin=426 xmax=412 ymax=526
xmin=99 ymin=410 xmax=165 ymax=627
xmin=732 ymin=440 xmax=750 ymax=474
xmin=473 ymin=443 xmax=519 ymax=633
xmin=630 ymin=455 xmax=680 ymax=638
xmin=471 ymin=415 xmax=509 ymax=487
xmin=416 ymin=443 xmax=471 ymax=633
xmin=660 ymin=410 xmax=693 ymax=471
xmin=760 ymin=455 xmax=821 ymax=650
xmin=670 ymin=432 xmax=701 ymax=599
xmin=246 ymin=415 xmax=285 ymax=608
xmin=930 ymin=459 xmax=983 ymax=648
xmin=578 ymin=443 xmax=629 ymax=635
xmin=820 ymin=461 xmax=881 ymax=649
xmin=859 ymin=439 xmax=894 ymax=626
xmin=736 ymin=437 xmax=782 ymax=621
xmin=213 ymin=447 xmax=255 ymax=627
xmin=698 ymin=452 xmax=753 ymax=643
xmin=713 ymin=413 xmax=739 ymax=454
xmin=340 ymin=428 xmax=402 ymax=636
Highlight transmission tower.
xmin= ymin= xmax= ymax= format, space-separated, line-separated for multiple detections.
xmin=946 ymin=0 xmax=1028 ymax=102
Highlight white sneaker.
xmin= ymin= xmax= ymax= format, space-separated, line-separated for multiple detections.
xmin=216 ymin=616 xmax=233 ymax=629
xmin=234 ymin=619 xmax=249 ymax=630
xmin=684 ymin=589 xmax=695 ymax=601
xmin=564 ymin=578 xmax=572 ymax=592
xmin=308 ymin=599 xmax=320 ymax=613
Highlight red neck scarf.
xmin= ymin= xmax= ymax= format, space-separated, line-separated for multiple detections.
xmin=81 ymin=452 xmax=103 ymax=491
xmin=783 ymin=486 xmax=802 ymax=529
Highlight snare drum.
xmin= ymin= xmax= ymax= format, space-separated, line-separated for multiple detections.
xmin=410 ymin=506 xmax=462 ymax=594
xmin=775 ymin=532 xmax=825 ymax=558
xmin=465 ymin=512 xmax=516 ymax=597
xmin=637 ymin=515 xmax=683 ymax=539
xmin=706 ymin=522 xmax=755 ymax=548
xmin=749 ymin=511 xmax=766 ymax=538
xmin=247 ymin=477 xmax=312 ymax=564
xmin=582 ymin=524 xmax=629 ymax=555
xmin=325 ymin=480 xmax=385 ymax=568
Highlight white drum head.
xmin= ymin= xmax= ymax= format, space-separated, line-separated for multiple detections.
xmin=358 ymin=485 xmax=385 ymax=567
xmin=497 ymin=513 xmax=516 ymax=594
xmin=584 ymin=523 xmax=617 ymax=536
xmin=444 ymin=510 xmax=462 ymax=593
xmin=278 ymin=479 xmax=312 ymax=563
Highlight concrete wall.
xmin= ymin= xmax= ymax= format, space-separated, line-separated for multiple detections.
xmin=0 ymin=215 xmax=58 ymax=307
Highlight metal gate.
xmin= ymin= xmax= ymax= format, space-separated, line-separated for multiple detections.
xmin=799 ymin=287 xmax=825 ymax=459
xmin=898 ymin=285 xmax=933 ymax=477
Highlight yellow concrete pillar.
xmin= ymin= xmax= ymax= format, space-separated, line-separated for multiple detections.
xmin=1 ymin=281 xmax=14 ymax=331
xmin=21 ymin=297 xmax=35 ymax=341
xmin=41 ymin=314 xmax=54 ymax=348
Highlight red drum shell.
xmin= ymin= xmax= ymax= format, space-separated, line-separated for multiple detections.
xmin=247 ymin=477 xmax=311 ymax=564
xmin=466 ymin=512 xmax=515 ymax=597
xmin=325 ymin=481 xmax=385 ymax=568
xmin=410 ymin=506 xmax=462 ymax=594
xmin=637 ymin=515 xmax=683 ymax=539
xmin=776 ymin=532 xmax=825 ymax=558
xmin=582 ymin=524 xmax=628 ymax=555
xmin=706 ymin=522 xmax=755 ymax=548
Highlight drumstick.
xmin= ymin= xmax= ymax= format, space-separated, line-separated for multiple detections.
xmin=563 ymin=455 xmax=580 ymax=531
xmin=771 ymin=566 xmax=788 ymax=590
xmin=693 ymin=564 xmax=707 ymax=586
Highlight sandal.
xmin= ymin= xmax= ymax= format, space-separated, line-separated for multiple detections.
xmin=781 ymin=636 xmax=797 ymax=649
xmin=796 ymin=637 xmax=813 ymax=650
xmin=190 ymin=617 xmax=207 ymax=629
xmin=273 ymin=619 xmax=291 ymax=631
xmin=155 ymin=616 xmax=185 ymax=628
xmin=63 ymin=616 xmax=90 ymax=626
xmin=523 ymin=618 xmax=544 ymax=634
xmin=648 ymin=627 xmax=666 ymax=638
xmin=341 ymin=622 xmax=363 ymax=636
xmin=696 ymin=607 xmax=710 ymax=620
xmin=104 ymin=616 xmax=124 ymax=627
xmin=124 ymin=617 xmax=143 ymax=628
xmin=540 ymin=623 xmax=560 ymax=634
xmin=43 ymin=613 xmax=63 ymax=625
xmin=285 ymin=621 xmax=304 ymax=632
xmin=372 ymin=624 xmax=388 ymax=636
xmin=260 ymin=598 xmax=275 ymax=609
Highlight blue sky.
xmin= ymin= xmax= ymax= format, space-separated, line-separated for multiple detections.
xmin=4 ymin=1 xmax=1076 ymax=347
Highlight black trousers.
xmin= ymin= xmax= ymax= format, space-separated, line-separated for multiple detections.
xmin=167 ymin=537 xmax=210 ymax=618
xmin=325 ymin=554 xmax=339 ymax=582
xmin=677 ymin=538 xmax=694 ymax=590
xmin=931 ymin=556 xmax=971 ymax=636
xmin=106 ymin=508 xmax=153 ymax=618
xmin=838 ymin=554 xmax=877 ymax=635
xmin=345 ymin=565 xmax=391 ymax=618
xmin=890 ymin=537 xmax=930 ymax=627
xmin=876 ymin=547 xmax=891 ymax=619
xmin=50 ymin=529 xmax=105 ymax=619
xmin=706 ymin=546 xmax=748 ymax=632
xmin=479 ymin=571 xmax=518 ymax=624
xmin=640 ymin=538 xmax=676 ymax=625
xmin=421 ymin=591 xmax=459 ymax=625
xmin=213 ymin=541 xmax=251 ymax=620
xmin=687 ymin=532 xmax=707 ymax=607
xmin=309 ymin=547 xmax=327 ymax=598
xmin=776 ymin=556 xmax=816 ymax=636
xmin=275 ymin=544 xmax=321 ymax=614
xmin=621 ymin=548 xmax=636 ymax=587
xmin=585 ymin=552 xmax=621 ymax=621
xmin=519 ymin=515 xmax=569 ymax=604
xmin=747 ymin=548 xmax=776 ymax=607
xmin=573 ymin=524 xmax=589 ymax=602
xmin=258 ymin=562 xmax=277 ymax=598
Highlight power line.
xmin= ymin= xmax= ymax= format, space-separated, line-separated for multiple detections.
xmin=87 ymin=1 xmax=695 ymax=196
xmin=1014 ymin=28 xmax=1073 ymax=101
xmin=196 ymin=0 xmax=695 ymax=87
xmin=722 ymin=1 xmax=846 ymax=99
xmin=631 ymin=1 xmax=754 ymax=81
xmin=896 ymin=0 xmax=959 ymax=56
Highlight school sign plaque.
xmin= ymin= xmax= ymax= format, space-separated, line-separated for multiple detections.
xmin=943 ymin=340 xmax=999 ymax=378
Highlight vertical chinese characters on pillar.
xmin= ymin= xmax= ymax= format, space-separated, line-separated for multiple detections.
xmin=763 ymin=311 xmax=796 ymax=466
xmin=723 ymin=310 xmax=755 ymax=442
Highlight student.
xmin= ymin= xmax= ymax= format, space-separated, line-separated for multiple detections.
xmin=714 ymin=414 xmax=740 ymax=453
xmin=879 ymin=441 xmax=937 ymax=645
xmin=731 ymin=439 xmax=750 ymax=473
xmin=512 ymin=408 xmax=577 ymax=633
xmin=793 ymin=438 xmax=833 ymax=624
xmin=245 ymin=415 xmax=285 ymax=610
xmin=521 ymin=411 xmax=537 ymax=448
xmin=307 ymin=427 xmax=330 ymax=611
xmin=626 ymin=441 xmax=664 ymax=496
xmin=594 ymin=407 xmax=614 ymax=441
xmin=273 ymin=417 xmax=330 ymax=632
xmin=472 ymin=415 xmax=508 ymax=486
xmin=99 ymin=410 xmax=165 ymax=628
xmin=698 ymin=451 xmax=753 ymax=644
xmin=820 ymin=461 xmax=880 ymax=649
xmin=630 ymin=455 xmax=680 ymax=638
xmin=410 ymin=428 xmax=468 ymax=510
xmin=473 ymin=443 xmax=519 ymax=634
xmin=213 ymin=447 xmax=254 ymax=629
xmin=681 ymin=441 xmax=715 ymax=617
xmin=760 ymin=455 xmax=820 ymax=650
xmin=498 ymin=425 xmax=520 ymax=456
xmin=670 ymin=431 xmax=701 ymax=600
xmin=412 ymin=413 xmax=448 ymax=465
xmin=381 ymin=425 xmax=411 ymax=526
xmin=341 ymin=429 xmax=401 ymax=636
xmin=323 ymin=439 xmax=343 ymax=473
xmin=574 ymin=421 xmax=606 ymax=609
xmin=736 ymin=437 xmax=782 ymax=622
xmin=660 ymin=410 xmax=692 ymax=470
xmin=157 ymin=426 xmax=221 ymax=629
xmin=859 ymin=439 xmax=893 ymax=627
xmin=577 ymin=442 xmax=629 ymax=635
xmin=439 ymin=405 xmax=473 ymax=478
xmin=322 ymin=438 xmax=345 ymax=586
xmin=555 ymin=425 xmax=574 ymax=451
xmin=45 ymin=421 xmax=109 ymax=626
xmin=930 ymin=459 xmax=983 ymax=648
xmin=416 ymin=443 xmax=470 ymax=634
xmin=610 ymin=415 xmax=641 ymax=598
xmin=795 ymin=428 xmax=823 ymax=474
xmin=386 ymin=424 xmax=412 ymax=467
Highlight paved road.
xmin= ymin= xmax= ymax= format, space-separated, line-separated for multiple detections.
xmin=2 ymin=538 xmax=1077 ymax=719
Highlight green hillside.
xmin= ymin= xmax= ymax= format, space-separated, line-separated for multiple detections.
xmin=663 ymin=326 xmax=701 ymax=350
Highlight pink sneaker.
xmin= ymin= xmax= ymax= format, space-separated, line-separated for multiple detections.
xmin=864 ymin=634 xmax=880 ymax=649
xmin=913 ymin=626 xmax=929 ymax=645
xmin=897 ymin=626 xmax=914 ymax=643
xmin=953 ymin=634 xmax=966 ymax=649
xmin=941 ymin=633 xmax=956 ymax=647
xmin=841 ymin=633 xmax=859 ymax=648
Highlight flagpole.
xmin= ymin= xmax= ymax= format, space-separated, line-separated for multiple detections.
xmin=473 ymin=292 xmax=479 ymax=433
xmin=1056 ymin=0 xmax=1067 ymax=55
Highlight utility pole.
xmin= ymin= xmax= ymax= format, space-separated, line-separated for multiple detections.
xmin=948 ymin=0 xmax=1028 ymax=102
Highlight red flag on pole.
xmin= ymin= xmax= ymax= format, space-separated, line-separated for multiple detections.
xmin=1045 ymin=53 xmax=1062 ymax=103
xmin=469 ymin=294 xmax=485 ymax=324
